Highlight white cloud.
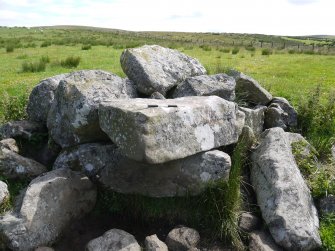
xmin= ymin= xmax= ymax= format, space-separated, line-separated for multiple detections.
xmin=0 ymin=0 xmax=334 ymax=35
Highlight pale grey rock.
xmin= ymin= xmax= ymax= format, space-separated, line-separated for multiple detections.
xmin=0 ymin=180 xmax=9 ymax=205
xmin=120 ymin=45 xmax=206 ymax=95
xmin=331 ymin=144 xmax=335 ymax=161
xmin=99 ymin=96 xmax=244 ymax=163
xmin=238 ymin=212 xmax=261 ymax=232
xmin=172 ymin=74 xmax=235 ymax=101
xmin=249 ymin=231 xmax=283 ymax=251
xmin=53 ymin=143 xmax=231 ymax=197
xmin=0 ymin=168 xmax=96 ymax=251
xmin=0 ymin=120 xmax=47 ymax=140
xmin=165 ymin=227 xmax=200 ymax=251
xmin=0 ymin=138 xmax=19 ymax=153
xmin=86 ymin=228 xmax=141 ymax=251
xmin=264 ymin=104 xmax=287 ymax=130
xmin=0 ymin=147 xmax=47 ymax=179
xmin=228 ymin=70 xmax=272 ymax=105
xmin=251 ymin=127 xmax=321 ymax=250
xmin=145 ymin=234 xmax=168 ymax=251
xmin=271 ymin=97 xmax=297 ymax=127
xmin=47 ymin=70 xmax=137 ymax=148
xmin=319 ymin=195 xmax=335 ymax=215
xmin=27 ymin=73 xmax=68 ymax=123
xmin=150 ymin=92 xmax=166 ymax=99
xmin=239 ymin=106 xmax=266 ymax=137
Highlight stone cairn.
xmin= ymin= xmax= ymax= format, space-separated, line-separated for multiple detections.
xmin=0 ymin=44 xmax=328 ymax=251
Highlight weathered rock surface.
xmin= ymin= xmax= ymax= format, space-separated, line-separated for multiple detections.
xmin=53 ymin=143 xmax=231 ymax=197
xmin=47 ymin=70 xmax=137 ymax=148
xmin=27 ymin=73 xmax=69 ymax=123
xmin=238 ymin=212 xmax=261 ymax=232
xmin=249 ymin=231 xmax=283 ymax=251
xmin=0 ymin=138 xmax=19 ymax=153
xmin=165 ymin=227 xmax=200 ymax=251
xmin=145 ymin=234 xmax=168 ymax=251
xmin=0 ymin=120 xmax=47 ymax=140
xmin=264 ymin=104 xmax=287 ymax=130
xmin=0 ymin=168 xmax=96 ymax=251
xmin=288 ymin=132 xmax=314 ymax=158
xmin=251 ymin=127 xmax=321 ymax=250
xmin=270 ymin=97 xmax=297 ymax=128
xmin=0 ymin=147 xmax=47 ymax=179
xmin=228 ymin=70 xmax=272 ymax=105
xmin=99 ymin=96 xmax=244 ymax=163
xmin=120 ymin=45 xmax=206 ymax=95
xmin=319 ymin=195 xmax=335 ymax=215
xmin=0 ymin=180 xmax=9 ymax=205
xmin=172 ymin=74 xmax=235 ymax=101
xmin=239 ymin=106 xmax=266 ymax=137
xmin=86 ymin=229 xmax=141 ymax=251
xmin=331 ymin=144 xmax=335 ymax=161
xmin=150 ymin=91 xmax=166 ymax=99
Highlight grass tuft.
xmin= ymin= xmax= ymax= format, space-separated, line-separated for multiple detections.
xmin=60 ymin=56 xmax=81 ymax=68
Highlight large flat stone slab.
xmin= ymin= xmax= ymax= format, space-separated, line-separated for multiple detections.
xmin=99 ymin=96 xmax=245 ymax=163
xmin=53 ymin=143 xmax=231 ymax=197
xmin=251 ymin=127 xmax=321 ymax=250
xmin=120 ymin=45 xmax=206 ymax=96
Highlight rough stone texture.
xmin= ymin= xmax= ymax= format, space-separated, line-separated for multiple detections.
xmin=172 ymin=74 xmax=236 ymax=101
xmin=47 ymin=70 xmax=137 ymax=148
xmin=228 ymin=70 xmax=272 ymax=105
xmin=0 ymin=138 xmax=19 ymax=153
xmin=0 ymin=180 xmax=9 ymax=205
xmin=0 ymin=120 xmax=47 ymax=140
xmin=165 ymin=227 xmax=200 ymax=251
xmin=120 ymin=45 xmax=206 ymax=96
xmin=319 ymin=195 xmax=335 ymax=215
xmin=331 ymin=144 xmax=335 ymax=161
xmin=53 ymin=143 xmax=231 ymax=197
xmin=264 ymin=104 xmax=288 ymax=130
xmin=99 ymin=96 xmax=245 ymax=163
xmin=287 ymin=132 xmax=314 ymax=158
xmin=27 ymin=73 xmax=68 ymax=123
xmin=249 ymin=231 xmax=283 ymax=251
xmin=0 ymin=147 xmax=47 ymax=179
xmin=86 ymin=229 xmax=141 ymax=251
xmin=251 ymin=127 xmax=321 ymax=250
xmin=239 ymin=106 xmax=266 ymax=137
xmin=145 ymin=234 xmax=168 ymax=251
xmin=0 ymin=169 xmax=96 ymax=251
xmin=238 ymin=212 xmax=261 ymax=232
xmin=271 ymin=97 xmax=297 ymax=127
xmin=150 ymin=92 xmax=166 ymax=99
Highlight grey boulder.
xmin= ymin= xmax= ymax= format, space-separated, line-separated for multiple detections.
xmin=27 ymin=73 xmax=68 ymax=123
xmin=120 ymin=45 xmax=206 ymax=95
xmin=239 ymin=106 xmax=266 ymax=137
xmin=47 ymin=70 xmax=137 ymax=148
xmin=145 ymin=234 xmax=168 ymax=251
xmin=86 ymin=229 xmax=141 ymax=251
xmin=172 ymin=74 xmax=235 ymax=101
xmin=0 ymin=168 xmax=96 ymax=251
xmin=0 ymin=120 xmax=47 ymax=140
xmin=150 ymin=92 xmax=166 ymax=99
xmin=249 ymin=231 xmax=283 ymax=251
xmin=0 ymin=147 xmax=47 ymax=179
xmin=99 ymin=96 xmax=244 ymax=163
xmin=319 ymin=195 xmax=335 ymax=215
xmin=53 ymin=143 xmax=231 ymax=197
xmin=0 ymin=138 xmax=19 ymax=153
xmin=251 ymin=127 xmax=321 ymax=250
xmin=0 ymin=180 xmax=9 ymax=206
xmin=165 ymin=227 xmax=200 ymax=251
xmin=271 ymin=97 xmax=297 ymax=127
xmin=238 ymin=212 xmax=261 ymax=232
xmin=228 ymin=70 xmax=272 ymax=105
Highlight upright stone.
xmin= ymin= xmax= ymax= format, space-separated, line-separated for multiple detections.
xmin=47 ymin=70 xmax=137 ymax=148
xmin=239 ymin=106 xmax=266 ymax=137
xmin=172 ymin=74 xmax=236 ymax=101
xmin=120 ymin=45 xmax=206 ymax=96
xmin=27 ymin=73 xmax=69 ymax=123
xmin=251 ymin=128 xmax=321 ymax=250
xmin=228 ymin=70 xmax=272 ymax=105
xmin=99 ymin=96 xmax=245 ymax=163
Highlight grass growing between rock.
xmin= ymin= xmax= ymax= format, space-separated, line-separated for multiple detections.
xmin=94 ymin=131 xmax=252 ymax=249
xmin=320 ymin=214 xmax=335 ymax=251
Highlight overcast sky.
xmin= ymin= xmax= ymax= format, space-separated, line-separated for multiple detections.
xmin=0 ymin=0 xmax=333 ymax=36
